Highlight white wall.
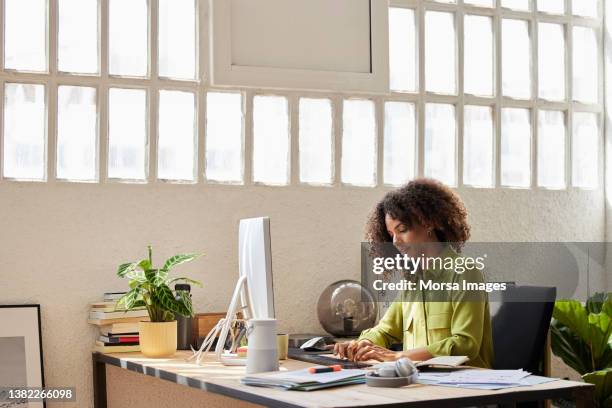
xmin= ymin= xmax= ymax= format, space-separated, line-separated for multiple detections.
xmin=0 ymin=182 xmax=605 ymax=407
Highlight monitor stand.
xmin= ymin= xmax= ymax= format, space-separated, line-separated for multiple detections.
xmin=189 ymin=275 xmax=253 ymax=366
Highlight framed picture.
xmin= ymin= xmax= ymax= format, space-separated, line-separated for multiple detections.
xmin=0 ymin=305 xmax=45 ymax=408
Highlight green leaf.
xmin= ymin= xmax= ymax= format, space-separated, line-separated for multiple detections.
xmin=589 ymin=312 xmax=612 ymax=362
xmin=138 ymin=259 xmax=152 ymax=271
xmin=155 ymin=268 xmax=169 ymax=285
xmin=144 ymin=269 xmax=158 ymax=285
xmin=117 ymin=262 xmax=138 ymax=278
xmin=553 ymin=300 xmax=590 ymax=343
xmin=583 ymin=369 xmax=612 ymax=407
xmin=551 ymin=320 xmax=592 ymax=374
xmin=176 ymin=290 xmax=194 ymax=317
xmin=116 ymin=288 xmax=140 ymax=310
xmin=162 ymin=253 xmax=202 ymax=271
xmin=152 ymin=284 xmax=190 ymax=317
xmin=167 ymin=277 xmax=202 ymax=287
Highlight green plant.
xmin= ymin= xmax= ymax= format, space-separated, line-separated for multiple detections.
xmin=116 ymin=246 xmax=203 ymax=322
xmin=551 ymin=292 xmax=612 ymax=408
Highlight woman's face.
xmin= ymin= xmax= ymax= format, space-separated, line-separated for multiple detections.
xmin=385 ymin=213 xmax=434 ymax=256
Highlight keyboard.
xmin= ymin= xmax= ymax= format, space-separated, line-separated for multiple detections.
xmin=288 ymin=348 xmax=372 ymax=369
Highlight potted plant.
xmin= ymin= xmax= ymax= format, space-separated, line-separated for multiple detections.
xmin=550 ymin=292 xmax=612 ymax=408
xmin=116 ymin=246 xmax=203 ymax=358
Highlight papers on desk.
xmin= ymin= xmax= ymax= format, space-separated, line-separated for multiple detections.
xmin=241 ymin=368 xmax=367 ymax=391
xmin=417 ymin=369 xmax=557 ymax=390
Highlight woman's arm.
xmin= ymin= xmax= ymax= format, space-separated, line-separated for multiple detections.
xmin=358 ymin=300 xmax=404 ymax=348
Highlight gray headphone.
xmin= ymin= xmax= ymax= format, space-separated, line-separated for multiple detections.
xmin=365 ymin=358 xmax=419 ymax=387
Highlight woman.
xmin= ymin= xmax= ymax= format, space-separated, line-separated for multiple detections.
xmin=334 ymin=178 xmax=493 ymax=368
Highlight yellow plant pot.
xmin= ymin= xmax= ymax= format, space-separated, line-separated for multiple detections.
xmin=139 ymin=321 xmax=177 ymax=358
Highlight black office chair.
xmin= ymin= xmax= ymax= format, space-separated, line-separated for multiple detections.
xmin=490 ymin=285 xmax=556 ymax=408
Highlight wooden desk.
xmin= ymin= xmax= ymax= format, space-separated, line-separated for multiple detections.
xmin=92 ymin=351 xmax=594 ymax=408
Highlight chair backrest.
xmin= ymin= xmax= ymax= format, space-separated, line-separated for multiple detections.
xmin=489 ymin=285 xmax=556 ymax=375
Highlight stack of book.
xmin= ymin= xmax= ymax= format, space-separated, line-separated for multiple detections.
xmin=89 ymin=292 xmax=149 ymax=353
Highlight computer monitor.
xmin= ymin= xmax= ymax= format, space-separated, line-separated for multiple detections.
xmin=192 ymin=216 xmax=275 ymax=364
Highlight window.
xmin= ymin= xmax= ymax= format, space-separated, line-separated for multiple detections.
xmin=109 ymin=0 xmax=148 ymax=77
xmin=299 ymin=98 xmax=333 ymax=185
xmin=159 ymin=0 xmax=197 ymax=80
xmin=573 ymin=27 xmax=598 ymax=104
xmin=205 ymin=92 xmax=244 ymax=183
xmin=384 ymin=101 xmax=415 ymax=186
xmin=501 ymin=108 xmax=531 ymax=188
xmin=57 ymin=86 xmax=98 ymax=182
xmin=464 ymin=106 xmax=494 ymax=188
xmin=58 ymin=0 xmax=99 ymax=74
xmin=502 ymin=0 xmax=530 ymax=11
xmin=465 ymin=15 xmax=493 ymax=97
xmin=425 ymin=11 xmax=456 ymax=95
xmin=5 ymin=0 xmax=47 ymax=72
xmin=538 ymin=23 xmax=565 ymax=101
xmin=572 ymin=0 xmax=598 ymax=18
xmin=108 ymin=88 xmax=148 ymax=181
xmin=158 ymin=90 xmax=196 ymax=182
xmin=425 ymin=104 xmax=456 ymax=186
xmin=389 ymin=8 xmax=416 ymax=92
xmin=3 ymin=83 xmax=46 ymax=180
xmin=537 ymin=0 xmax=564 ymax=14
xmin=252 ymin=95 xmax=289 ymax=185
xmin=537 ymin=111 xmax=566 ymax=189
xmin=0 ymin=0 xmax=603 ymax=191
xmin=572 ymin=112 xmax=599 ymax=188
xmin=502 ymin=19 xmax=531 ymax=99
xmin=342 ymin=99 xmax=376 ymax=187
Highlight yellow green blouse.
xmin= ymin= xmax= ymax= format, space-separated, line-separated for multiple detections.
xmin=359 ymin=246 xmax=494 ymax=368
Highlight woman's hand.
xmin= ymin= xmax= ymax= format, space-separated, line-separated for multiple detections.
xmin=333 ymin=339 xmax=372 ymax=360
xmin=353 ymin=344 xmax=402 ymax=362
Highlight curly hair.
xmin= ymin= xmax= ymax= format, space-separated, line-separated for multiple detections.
xmin=365 ymin=178 xmax=470 ymax=253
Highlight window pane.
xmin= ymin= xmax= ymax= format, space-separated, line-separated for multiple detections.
xmin=465 ymin=0 xmax=494 ymax=6
xmin=57 ymin=86 xmax=97 ymax=181
xmin=109 ymin=0 xmax=148 ymax=77
xmin=573 ymin=27 xmax=598 ymax=104
xmin=425 ymin=12 xmax=456 ymax=95
xmin=253 ymin=95 xmax=289 ymax=185
xmin=108 ymin=88 xmax=147 ymax=180
xmin=58 ymin=0 xmax=98 ymax=74
xmin=205 ymin=92 xmax=243 ymax=183
xmin=502 ymin=0 xmax=531 ymax=10
xmin=384 ymin=101 xmax=415 ymax=186
xmin=465 ymin=15 xmax=493 ymax=96
xmin=572 ymin=0 xmax=598 ymax=17
xmin=5 ymin=0 xmax=47 ymax=71
xmin=537 ymin=110 xmax=565 ymax=189
xmin=538 ymin=23 xmax=565 ymax=101
xmin=342 ymin=99 xmax=376 ymax=186
xmin=572 ymin=112 xmax=599 ymax=188
xmin=502 ymin=19 xmax=531 ymax=99
xmin=3 ymin=83 xmax=46 ymax=180
xmin=159 ymin=0 xmax=196 ymax=80
xmin=537 ymin=0 xmax=565 ymax=13
xmin=158 ymin=90 xmax=196 ymax=181
xmin=389 ymin=8 xmax=416 ymax=92
xmin=425 ymin=104 xmax=456 ymax=186
xmin=501 ymin=108 xmax=531 ymax=187
xmin=299 ymin=98 xmax=333 ymax=184
xmin=464 ymin=106 xmax=494 ymax=187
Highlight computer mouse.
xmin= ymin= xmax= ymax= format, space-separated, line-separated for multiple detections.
xmin=300 ymin=336 xmax=329 ymax=352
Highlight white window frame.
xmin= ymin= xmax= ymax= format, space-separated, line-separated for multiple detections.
xmin=388 ymin=0 xmax=603 ymax=190
xmin=0 ymin=0 xmax=604 ymax=190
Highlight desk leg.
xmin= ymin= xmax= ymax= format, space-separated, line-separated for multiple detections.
xmin=92 ymin=354 xmax=107 ymax=408
xmin=573 ymin=387 xmax=594 ymax=408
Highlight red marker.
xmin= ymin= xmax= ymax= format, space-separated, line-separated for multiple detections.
xmin=308 ymin=365 xmax=342 ymax=374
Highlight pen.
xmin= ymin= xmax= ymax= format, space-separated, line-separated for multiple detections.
xmin=308 ymin=365 xmax=342 ymax=374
